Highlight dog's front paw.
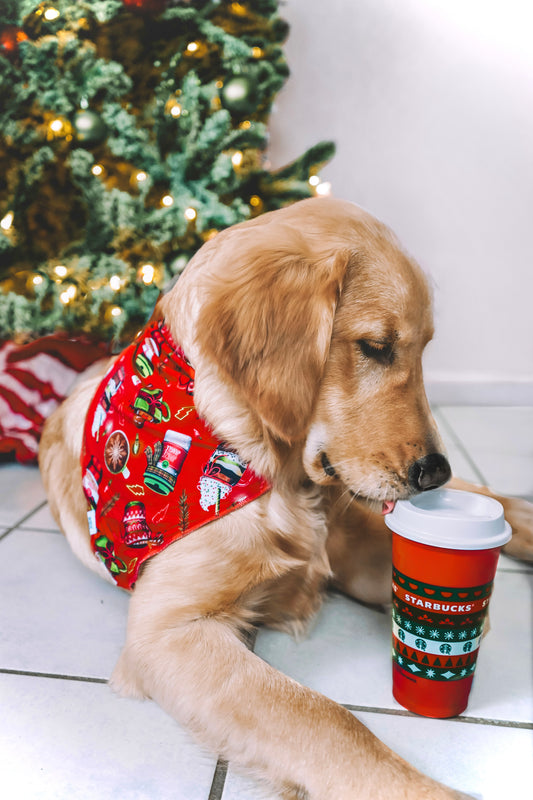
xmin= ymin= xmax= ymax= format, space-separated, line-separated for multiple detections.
xmin=500 ymin=494 xmax=533 ymax=562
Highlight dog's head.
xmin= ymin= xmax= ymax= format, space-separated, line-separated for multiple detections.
xmin=184 ymin=197 xmax=450 ymax=509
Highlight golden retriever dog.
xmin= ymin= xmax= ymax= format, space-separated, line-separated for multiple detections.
xmin=39 ymin=197 xmax=532 ymax=800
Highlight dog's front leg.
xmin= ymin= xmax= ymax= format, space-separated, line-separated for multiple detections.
xmin=111 ymin=562 xmax=472 ymax=799
xmin=326 ymin=497 xmax=393 ymax=607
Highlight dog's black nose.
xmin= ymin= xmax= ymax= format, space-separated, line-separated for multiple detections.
xmin=408 ymin=453 xmax=451 ymax=492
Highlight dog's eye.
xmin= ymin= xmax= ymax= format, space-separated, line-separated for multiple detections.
xmin=358 ymin=339 xmax=394 ymax=365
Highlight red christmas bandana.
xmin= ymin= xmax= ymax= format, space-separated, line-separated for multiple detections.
xmin=81 ymin=320 xmax=271 ymax=589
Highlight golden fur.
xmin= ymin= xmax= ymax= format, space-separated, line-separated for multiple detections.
xmin=39 ymin=198 xmax=532 ymax=800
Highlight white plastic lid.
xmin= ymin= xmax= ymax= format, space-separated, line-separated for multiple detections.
xmin=384 ymin=489 xmax=511 ymax=550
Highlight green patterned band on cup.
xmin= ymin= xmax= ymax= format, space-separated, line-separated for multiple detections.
xmin=392 ymin=567 xmax=494 ymax=609
xmin=392 ymin=567 xmax=493 ymax=683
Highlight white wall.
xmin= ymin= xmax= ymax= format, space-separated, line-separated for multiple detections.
xmin=267 ymin=0 xmax=533 ymax=403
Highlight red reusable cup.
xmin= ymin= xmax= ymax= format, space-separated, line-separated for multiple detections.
xmin=385 ymin=489 xmax=511 ymax=718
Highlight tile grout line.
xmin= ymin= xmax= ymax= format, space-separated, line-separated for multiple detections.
xmin=12 ymin=526 xmax=62 ymax=534
xmin=2 ymin=628 xmax=248 ymax=800
xmin=497 ymin=565 xmax=533 ymax=575
xmin=0 ymin=500 xmax=49 ymax=542
xmin=433 ymin=408 xmax=487 ymax=485
xmin=1 ymin=665 xmax=229 ymax=800
xmin=0 ymin=667 xmax=108 ymax=685
xmin=3 ymin=670 xmax=530 ymax=725
xmin=342 ymin=703 xmax=533 ymax=730
xmin=2 ymin=674 xmax=229 ymax=800
xmin=208 ymin=759 xmax=228 ymax=800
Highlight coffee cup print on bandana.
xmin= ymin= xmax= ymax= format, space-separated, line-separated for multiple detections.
xmin=134 ymin=331 xmax=162 ymax=378
xmin=198 ymin=446 xmax=248 ymax=512
xmin=144 ymin=431 xmax=192 ymax=496
xmin=104 ymin=430 xmax=130 ymax=478
xmin=132 ymin=387 xmax=171 ymax=428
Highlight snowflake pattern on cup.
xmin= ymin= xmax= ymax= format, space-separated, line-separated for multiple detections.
xmin=391 ymin=567 xmax=493 ymax=682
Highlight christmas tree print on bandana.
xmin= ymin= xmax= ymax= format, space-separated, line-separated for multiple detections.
xmin=81 ymin=320 xmax=271 ymax=590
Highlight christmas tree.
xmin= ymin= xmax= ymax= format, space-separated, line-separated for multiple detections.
xmin=0 ymin=0 xmax=334 ymax=349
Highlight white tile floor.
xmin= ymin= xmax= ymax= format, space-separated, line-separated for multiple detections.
xmin=1 ymin=406 xmax=532 ymax=800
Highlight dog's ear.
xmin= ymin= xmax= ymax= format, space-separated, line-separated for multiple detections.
xmin=195 ymin=224 xmax=347 ymax=442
